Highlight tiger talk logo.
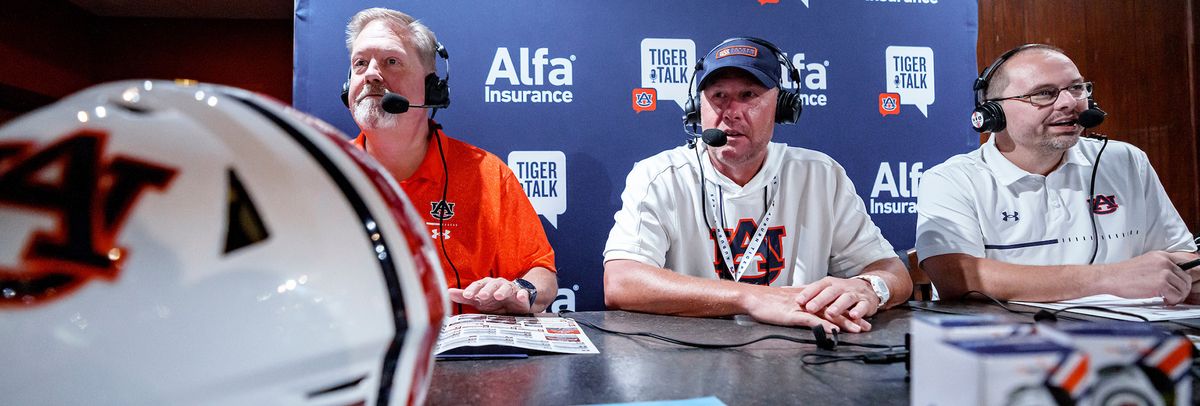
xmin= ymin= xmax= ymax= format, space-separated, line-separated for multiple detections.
xmin=636 ymin=38 xmax=695 ymax=113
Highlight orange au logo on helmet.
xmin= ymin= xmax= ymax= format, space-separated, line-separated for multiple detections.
xmin=0 ymin=130 xmax=177 ymax=307
xmin=716 ymin=46 xmax=758 ymax=59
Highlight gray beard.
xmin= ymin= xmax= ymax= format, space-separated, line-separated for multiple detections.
xmin=353 ymin=97 xmax=399 ymax=130
xmin=1038 ymin=133 xmax=1080 ymax=153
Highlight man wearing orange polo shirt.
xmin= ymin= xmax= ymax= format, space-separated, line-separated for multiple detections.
xmin=344 ymin=7 xmax=557 ymax=314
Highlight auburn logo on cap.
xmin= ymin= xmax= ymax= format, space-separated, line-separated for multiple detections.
xmin=716 ymin=45 xmax=758 ymax=59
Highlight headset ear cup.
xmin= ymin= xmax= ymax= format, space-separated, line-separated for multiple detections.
xmin=775 ymin=90 xmax=802 ymax=124
xmin=683 ymin=94 xmax=701 ymax=126
xmin=341 ymin=81 xmax=350 ymax=108
xmin=424 ymin=73 xmax=450 ymax=108
xmin=971 ymin=101 xmax=1006 ymax=133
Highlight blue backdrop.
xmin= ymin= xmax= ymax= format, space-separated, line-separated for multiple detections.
xmin=294 ymin=0 xmax=980 ymax=311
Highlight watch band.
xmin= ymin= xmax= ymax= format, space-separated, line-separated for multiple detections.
xmin=513 ymin=278 xmax=537 ymax=309
xmin=851 ymin=274 xmax=890 ymax=304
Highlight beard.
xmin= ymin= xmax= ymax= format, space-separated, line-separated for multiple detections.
xmin=352 ymin=84 xmax=399 ymax=130
xmin=1036 ymin=129 xmax=1081 ymax=153
xmin=1042 ymin=135 xmax=1080 ymax=151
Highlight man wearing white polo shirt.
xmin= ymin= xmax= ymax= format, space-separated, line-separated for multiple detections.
xmin=604 ymin=38 xmax=911 ymax=333
xmin=916 ymin=44 xmax=1199 ymax=304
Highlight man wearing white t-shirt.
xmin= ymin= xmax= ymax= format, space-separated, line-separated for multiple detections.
xmin=603 ymin=38 xmax=911 ymax=333
xmin=916 ymin=44 xmax=1199 ymax=304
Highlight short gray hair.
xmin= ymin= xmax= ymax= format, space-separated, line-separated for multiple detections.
xmin=345 ymin=8 xmax=438 ymax=73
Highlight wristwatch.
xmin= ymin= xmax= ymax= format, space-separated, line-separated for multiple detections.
xmin=513 ymin=278 xmax=538 ymax=309
xmin=851 ymin=274 xmax=891 ymax=305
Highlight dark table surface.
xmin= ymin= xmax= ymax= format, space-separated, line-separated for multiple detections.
xmin=426 ymin=301 xmax=1200 ymax=405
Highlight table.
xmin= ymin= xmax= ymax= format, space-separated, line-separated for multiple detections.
xmin=426 ymin=302 xmax=1200 ymax=405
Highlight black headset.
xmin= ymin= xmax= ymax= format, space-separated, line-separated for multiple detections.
xmin=340 ymin=42 xmax=451 ymax=110
xmin=683 ymin=37 xmax=803 ymax=132
xmin=970 ymin=44 xmax=1043 ymax=133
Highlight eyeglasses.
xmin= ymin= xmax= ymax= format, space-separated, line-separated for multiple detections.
xmin=989 ymin=82 xmax=1093 ymax=107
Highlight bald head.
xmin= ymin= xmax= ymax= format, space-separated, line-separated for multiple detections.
xmin=985 ymin=44 xmax=1068 ymax=99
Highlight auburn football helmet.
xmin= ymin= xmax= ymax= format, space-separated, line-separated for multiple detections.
xmin=0 ymin=81 xmax=448 ymax=405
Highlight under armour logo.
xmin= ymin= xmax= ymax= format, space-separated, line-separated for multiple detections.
xmin=1002 ymin=211 xmax=1019 ymax=222
xmin=430 ymin=200 xmax=455 ymax=221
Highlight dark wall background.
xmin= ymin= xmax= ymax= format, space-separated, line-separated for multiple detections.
xmin=0 ymin=0 xmax=291 ymax=123
xmin=3 ymin=0 xmax=1198 ymax=232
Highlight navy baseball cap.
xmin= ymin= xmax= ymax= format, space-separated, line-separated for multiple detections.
xmin=697 ymin=38 xmax=782 ymax=91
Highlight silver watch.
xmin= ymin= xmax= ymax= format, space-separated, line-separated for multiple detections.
xmin=513 ymin=278 xmax=538 ymax=309
xmin=851 ymin=274 xmax=890 ymax=304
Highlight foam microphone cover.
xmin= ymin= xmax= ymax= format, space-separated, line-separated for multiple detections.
xmin=1033 ymin=309 xmax=1058 ymax=323
xmin=381 ymin=93 xmax=411 ymax=114
xmin=1078 ymin=107 xmax=1106 ymax=129
xmin=701 ymin=128 xmax=728 ymax=147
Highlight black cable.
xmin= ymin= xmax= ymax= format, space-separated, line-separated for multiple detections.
xmin=559 ymin=311 xmax=897 ymax=350
xmin=957 ymin=290 xmax=1143 ymax=322
xmin=959 ymin=290 xmax=1029 ymax=315
xmin=801 ymin=350 xmax=909 ymax=365
xmin=899 ymin=302 xmax=985 ymax=316
xmin=431 ymin=120 xmax=463 ymax=315
xmin=1049 ymin=305 xmax=1149 ymax=322
xmin=1086 ymin=136 xmax=1109 ymax=265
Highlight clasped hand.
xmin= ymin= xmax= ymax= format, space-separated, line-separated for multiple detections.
xmin=745 ymin=276 xmax=880 ymax=333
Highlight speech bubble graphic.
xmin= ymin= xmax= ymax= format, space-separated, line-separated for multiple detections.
xmin=632 ymin=88 xmax=657 ymax=113
xmin=641 ymin=38 xmax=696 ymax=110
xmin=879 ymin=93 xmax=900 ymax=116
xmin=507 ymin=151 xmax=566 ymax=228
xmin=886 ymin=46 xmax=935 ymax=117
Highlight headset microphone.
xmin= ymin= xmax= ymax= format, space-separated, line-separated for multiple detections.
xmin=381 ymin=93 xmax=410 ymax=114
xmin=380 ymin=92 xmax=450 ymax=114
xmin=1078 ymin=99 xmax=1107 ymax=129
xmin=701 ymin=128 xmax=728 ymax=147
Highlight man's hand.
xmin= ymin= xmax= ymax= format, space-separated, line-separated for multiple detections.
xmin=743 ymin=286 xmax=872 ymax=333
xmin=1101 ymin=251 xmax=1194 ymax=305
xmin=795 ymin=276 xmax=881 ymax=322
xmin=448 ymin=277 xmax=532 ymax=314
xmin=1176 ymin=254 xmax=1200 ymax=304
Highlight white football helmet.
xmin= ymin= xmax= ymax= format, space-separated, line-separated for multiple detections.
xmin=0 ymin=80 xmax=448 ymax=405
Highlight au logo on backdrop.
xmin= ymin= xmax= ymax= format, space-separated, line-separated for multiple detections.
xmin=879 ymin=93 xmax=900 ymax=116
xmin=632 ymin=88 xmax=656 ymax=113
xmin=507 ymin=151 xmax=566 ymax=228
xmin=885 ymin=46 xmax=935 ymax=117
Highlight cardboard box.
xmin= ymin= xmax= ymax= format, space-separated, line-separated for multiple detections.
xmin=1038 ymin=322 xmax=1193 ymax=406
xmin=916 ymin=335 xmax=1089 ymax=406
xmin=911 ymin=314 xmax=1032 ymax=406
